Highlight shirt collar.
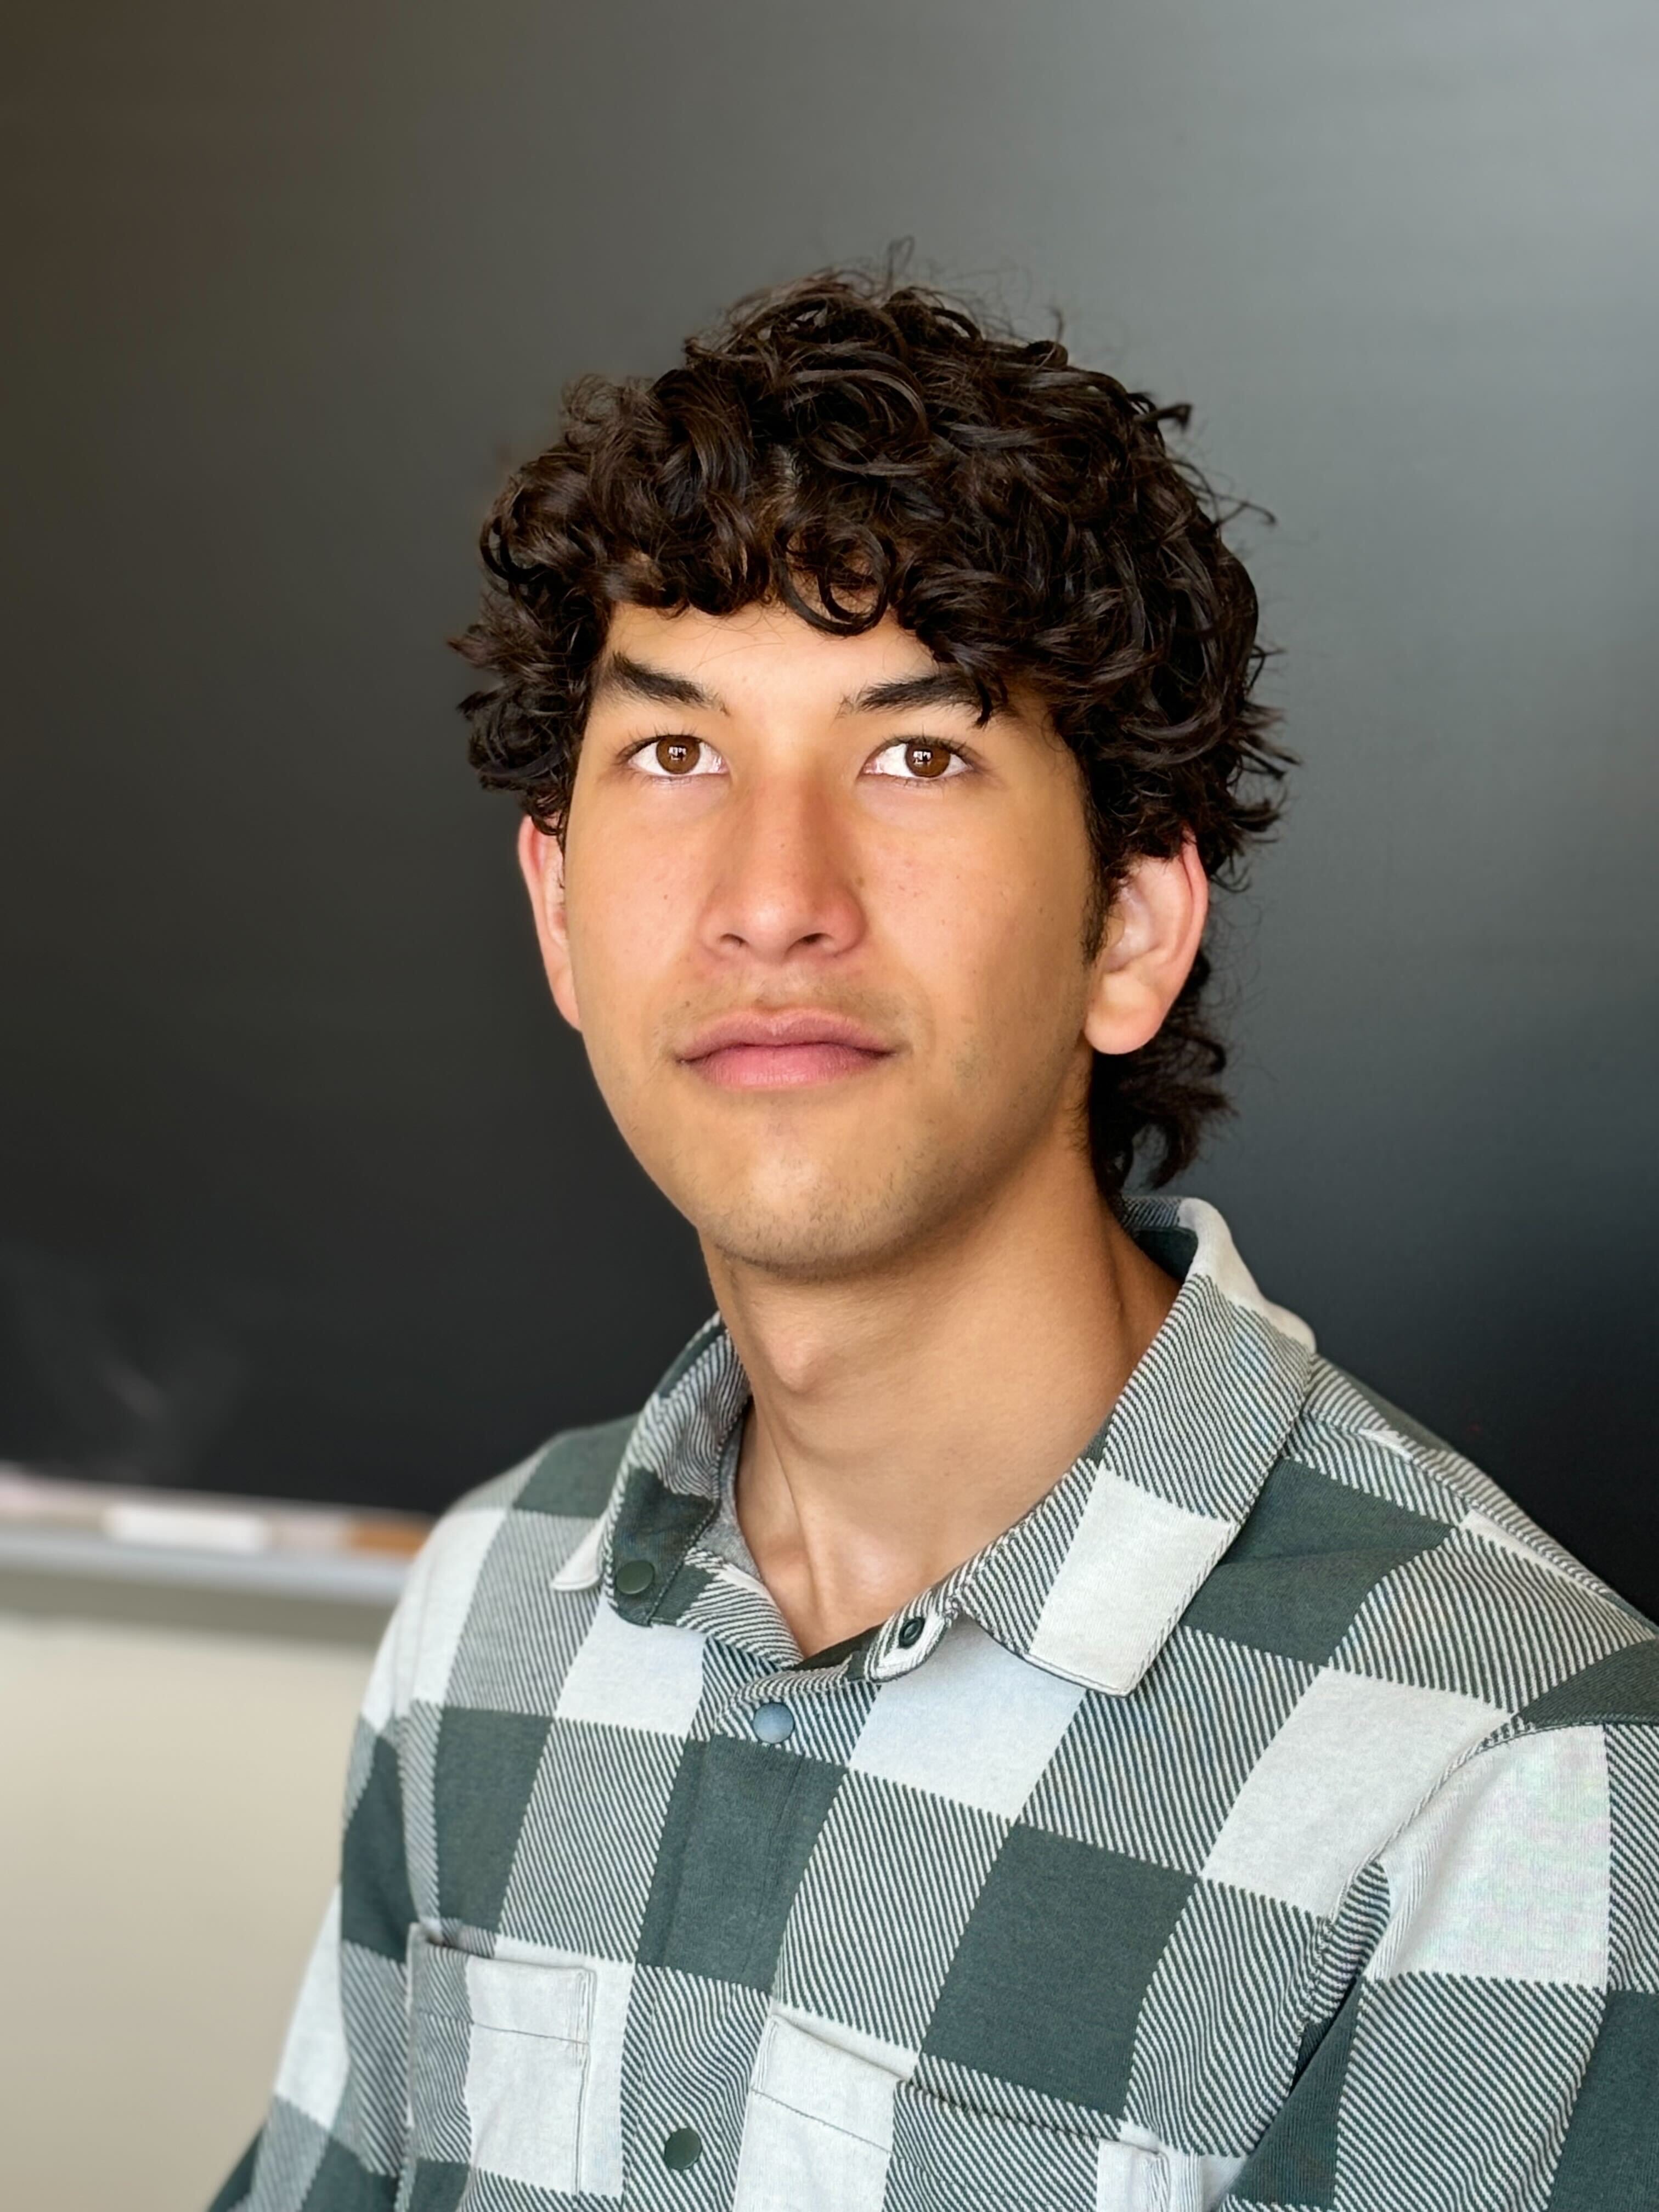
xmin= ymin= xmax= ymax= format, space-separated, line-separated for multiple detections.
xmin=556 ymin=1195 xmax=1316 ymax=1697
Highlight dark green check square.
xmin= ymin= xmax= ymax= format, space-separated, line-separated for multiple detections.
xmin=1544 ymin=1989 xmax=1659 ymax=2210
xmin=339 ymin=1731 xmax=417 ymax=1961
xmin=1183 ymin=1457 xmax=1447 ymax=1665
xmin=1521 ymin=1638 xmax=1659 ymax=1729
xmin=638 ymin=1737 xmax=843 ymax=1988
xmin=514 ymin=1416 xmax=635 ymax=1519
xmin=398 ymin=2160 xmax=467 ymax=2212
xmin=1131 ymin=1225 xmax=1198 ymax=1283
xmin=1226 ymin=1978 xmax=1361 ymax=2211
xmin=924 ymin=1824 xmax=1193 ymax=2113
xmin=204 ymin=2133 xmax=259 ymax=2212
xmin=608 ymin=1466 xmax=718 ymax=1626
xmin=432 ymin=1706 xmax=550 ymax=1933
xmin=297 ymin=2136 xmax=398 ymax=2210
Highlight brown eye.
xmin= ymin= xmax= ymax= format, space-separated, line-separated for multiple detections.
xmin=903 ymin=741 xmax=951 ymax=778
xmin=654 ymin=737 xmax=701 ymax=775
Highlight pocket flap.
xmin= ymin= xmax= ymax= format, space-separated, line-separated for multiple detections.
xmin=754 ymin=2013 xmax=901 ymax=2148
xmin=409 ymin=1937 xmax=592 ymax=2044
xmin=736 ymin=2016 xmax=903 ymax=2212
xmin=893 ymin=2080 xmax=1166 ymax=2212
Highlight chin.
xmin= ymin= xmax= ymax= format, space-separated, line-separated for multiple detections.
xmin=677 ymin=1152 xmax=968 ymax=1283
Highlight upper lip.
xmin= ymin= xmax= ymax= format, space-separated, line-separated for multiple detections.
xmin=677 ymin=1007 xmax=895 ymax=1060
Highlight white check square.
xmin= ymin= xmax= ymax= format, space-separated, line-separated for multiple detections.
xmin=273 ymin=1887 xmax=349 ymax=2130
xmin=1032 ymin=1471 xmax=1234 ymax=1695
xmin=407 ymin=1508 xmax=508 ymax=1708
xmin=1369 ymin=1725 xmax=1610 ymax=1987
xmin=555 ymin=1602 xmax=707 ymax=1737
xmin=850 ymin=1618 xmax=1085 ymax=1820
xmin=1202 ymin=1666 xmax=1506 ymax=1915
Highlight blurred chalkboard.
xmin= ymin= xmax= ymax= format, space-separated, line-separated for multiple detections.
xmin=2 ymin=1 xmax=1655 ymax=1619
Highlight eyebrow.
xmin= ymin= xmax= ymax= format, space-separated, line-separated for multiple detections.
xmin=589 ymin=653 xmax=722 ymax=713
xmin=838 ymin=669 xmax=991 ymax=721
xmin=589 ymin=653 xmax=992 ymax=723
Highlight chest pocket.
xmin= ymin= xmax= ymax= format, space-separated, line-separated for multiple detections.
xmin=735 ymin=2013 xmax=898 ymax=2211
xmin=406 ymin=1936 xmax=592 ymax=2196
xmin=733 ymin=2012 xmax=1166 ymax=2212
xmin=891 ymin=2078 xmax=1166 ymax=2212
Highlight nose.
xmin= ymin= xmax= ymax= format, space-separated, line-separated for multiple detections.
xmin=697 ymin=770 xmax=866 ymax=967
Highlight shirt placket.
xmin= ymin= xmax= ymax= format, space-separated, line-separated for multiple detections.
xmin=614 ymin=1633 xmax=887 ymax=2207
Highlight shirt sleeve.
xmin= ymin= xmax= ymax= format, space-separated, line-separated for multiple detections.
xmin=205 ymin=1608 xmax=418 ymax=2212
xmin=1222 ymin=1717 xmax=1659 ymax=2211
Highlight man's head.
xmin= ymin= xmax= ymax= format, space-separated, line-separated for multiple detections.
xmin=458 ymin=270 xmax=1285 ymax=1276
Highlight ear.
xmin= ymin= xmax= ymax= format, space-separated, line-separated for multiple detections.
xmin=1083 ymin=835 xmax=1209 ymax=1057
xmin=516 ymin=815 xmax=583 ymax=1031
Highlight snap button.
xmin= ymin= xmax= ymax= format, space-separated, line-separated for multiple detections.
xmin=662 ymin=2125 xmax=703 ymax=2170
xmin=751 ymin=1701 xmax=795 ymax=1743
xmin=896 ymin=1615 xmax=927 ymax=1648
xmin=614 ymin=1558 xmax=655 ymax=1598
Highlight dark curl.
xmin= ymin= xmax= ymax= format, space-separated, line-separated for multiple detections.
xmin=456 ymin=266 xmax=1290 ymax=1197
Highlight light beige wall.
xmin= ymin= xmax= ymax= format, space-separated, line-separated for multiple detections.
xmin=0 ymin=1612 xmax=374 ymax=2212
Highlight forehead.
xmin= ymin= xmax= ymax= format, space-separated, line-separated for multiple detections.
xmin=596 ymin=600 xmax=972 ymax=716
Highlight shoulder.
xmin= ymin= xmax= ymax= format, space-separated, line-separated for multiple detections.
xmin=370 ymin=1412 xmax=639 ymax=1720
xmin=1261 ymin=1355 xmax=1656 ymax=1725
xmin=452 ymin=1412 xmax=640 ymax=1523
xmin=1229 ymin=1361 xmax=1657 ymax=1955
xmin=1288 ymin=1356 xmax=1616 ymax=1585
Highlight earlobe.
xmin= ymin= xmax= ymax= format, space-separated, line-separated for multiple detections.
xmin=515 ymin=814 xmax=583 ymax=1032
xmin=1082 ymin=836 xmax=1209 ymax=1058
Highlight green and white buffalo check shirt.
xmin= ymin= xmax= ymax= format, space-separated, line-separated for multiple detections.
xmin=212 ymin=1197 xmax=1659 ymax=2212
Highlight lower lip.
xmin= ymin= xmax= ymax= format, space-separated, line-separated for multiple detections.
xmin=685 ymin=1042 xmax=891 ymax=1089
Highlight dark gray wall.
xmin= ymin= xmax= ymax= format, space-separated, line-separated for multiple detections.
xmin=4 ymin=2 xmax=1656 ymax=1612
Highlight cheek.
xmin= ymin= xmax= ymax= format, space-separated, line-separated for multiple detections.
xmin=563 ymin=857 xmax=685 ymax=1062
xmin=888 ymin=839 xmax=1087 ymax=1046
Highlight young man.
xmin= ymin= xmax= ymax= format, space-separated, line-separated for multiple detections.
xmin=213 ymin=274 xmax=1658 ymax=2212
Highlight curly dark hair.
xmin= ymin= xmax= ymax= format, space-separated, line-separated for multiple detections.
xmin=456 ymin=266 xmax=1289 ymax=1197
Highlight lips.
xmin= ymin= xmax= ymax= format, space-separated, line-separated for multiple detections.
xmin=676 ymin=1008 xmax=895 ymax=1090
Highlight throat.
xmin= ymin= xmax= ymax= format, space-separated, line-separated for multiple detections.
xmin=725 ymin=1211 xmax=1176 ymax=1659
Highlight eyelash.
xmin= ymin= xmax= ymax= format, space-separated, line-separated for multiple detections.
xmin=622 ymin=736 xmax=975 ymax=781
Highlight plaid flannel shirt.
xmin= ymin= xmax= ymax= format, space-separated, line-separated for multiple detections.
xmin=211 ymin=1195 xmax=1659 ymax=2212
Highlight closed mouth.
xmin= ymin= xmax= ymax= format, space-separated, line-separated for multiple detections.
xmin=677 ymin=1009 xmax=896 ymax=1090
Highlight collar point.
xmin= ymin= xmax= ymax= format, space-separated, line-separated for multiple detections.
xmin=549 ymin=1515 xmax=607 ymax=1593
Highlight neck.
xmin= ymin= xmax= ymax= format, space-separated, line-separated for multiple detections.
xmin=702 ymin=1131 xmax=1178 ymax=1658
